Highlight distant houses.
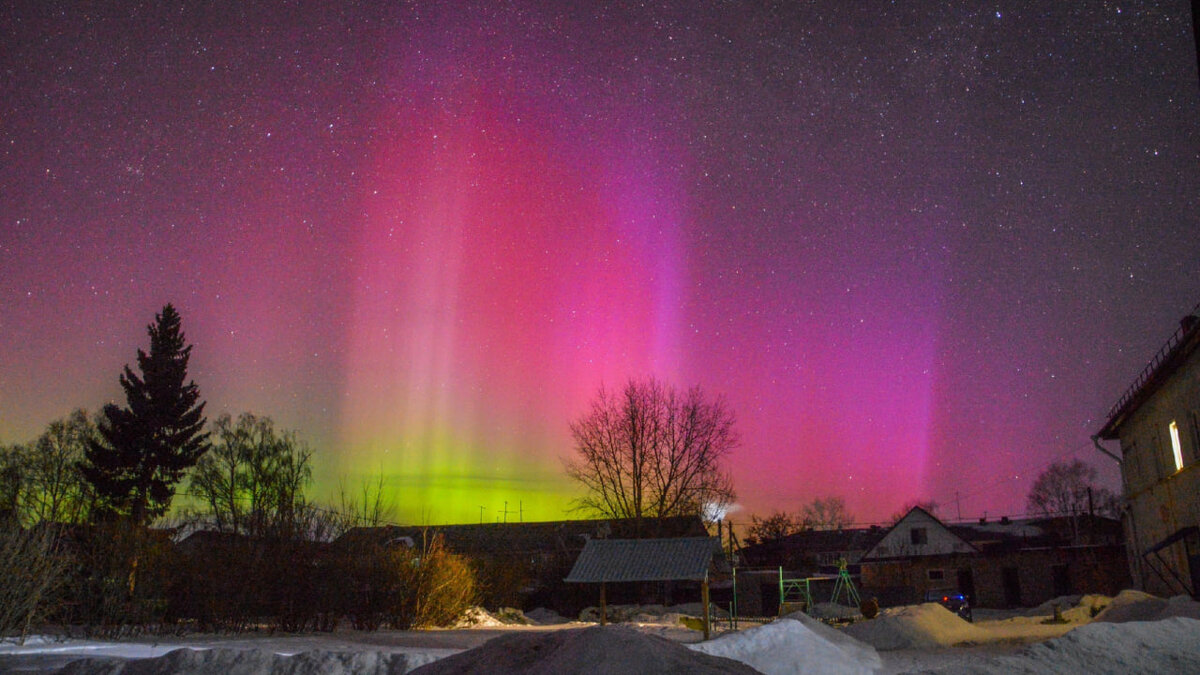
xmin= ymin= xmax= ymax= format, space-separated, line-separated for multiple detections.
xmin=336 ymin=514 xmax=710 ymax=613
xmin=1097 ymin=305 xmax=1200 ymax=598
xmin=737 ymin=506 xmax=1127 ymax=612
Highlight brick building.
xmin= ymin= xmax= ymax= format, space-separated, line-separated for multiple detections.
xmin=1097 ymin=305 xmax=1200 ymax=598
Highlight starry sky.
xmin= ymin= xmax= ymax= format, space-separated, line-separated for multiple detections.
xmin=2 ymin=1 xmax=1198 ymax=527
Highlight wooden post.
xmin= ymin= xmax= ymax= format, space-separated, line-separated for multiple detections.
xmin=600 ymin=582 xmax=607 ymax=625
xmin=701 ymin=575 xmax=711 ymax=640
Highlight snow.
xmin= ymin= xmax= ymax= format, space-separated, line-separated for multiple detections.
xmin=1094 ymin=589 xmax=1200 ymax=623
xmin=406 ymin=625 xmax=760 ymax=674
xmin=453 ymin=607 xmax=506 ymax=628
xmin=523 ymin=607 xmax=571 ymax=625
xmin=9 ymin=589 xmax=1200 ymax=674
xmin=689 ymin=613 xmax=880 ymax=675
xmin=842 ymin=602 xmax=989 ymax=650
xmin=56 ymin=647 xmax=441 ymax=674
xmin=927 ymin=617 xmax=1200 ymax=674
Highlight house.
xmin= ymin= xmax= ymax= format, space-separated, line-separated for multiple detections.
xmin=728 ymin=526 xmax=887 ymax=616
xmin=859 ymin=507 xmax=1128 ymax=608
xmin=1097 ymin=306 xmax=1200 ymax=598
xmin=335 ymin=515 xmax=711 ymax=613
xmin=738 ymin=526 xmax=886 ymax=571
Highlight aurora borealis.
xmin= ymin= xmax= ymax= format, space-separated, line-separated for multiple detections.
xmin=2 ymin=1 xmax=1199 ymax=526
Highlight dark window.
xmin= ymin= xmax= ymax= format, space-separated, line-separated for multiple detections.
xmin=928 ymin=568 xmax=944 ymax=581
xmin=910 ymin=527 xmax=927 ymax=545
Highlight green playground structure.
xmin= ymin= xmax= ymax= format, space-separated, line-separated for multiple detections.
xmin=777 ymin=559 xmax=861 ymax=616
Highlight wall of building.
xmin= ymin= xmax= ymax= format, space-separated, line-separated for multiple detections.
xmin=1117 ymin=344 xmax=1200 ymax=597
xmin=861 ymin=546 xmax=1129 ymax=609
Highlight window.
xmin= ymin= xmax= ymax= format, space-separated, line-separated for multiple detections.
xmin=928 ymin=568 xmax=945 ymax=581
xmin=910 ymin=527 xmax=927 ymax=545
xmin=1170 ymin=420 xmax=1184 ymax=472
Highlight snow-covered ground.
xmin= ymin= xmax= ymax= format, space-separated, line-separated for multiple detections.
xmin=3 ymin=592 xmax=1199 ymax=673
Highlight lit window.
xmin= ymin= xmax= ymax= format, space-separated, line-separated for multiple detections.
xmin=1169 ymin=421 xmax=1184 ymax=472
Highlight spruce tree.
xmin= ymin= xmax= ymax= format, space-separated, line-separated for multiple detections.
xmin=81 ymin=304 xmax=210 ymax=523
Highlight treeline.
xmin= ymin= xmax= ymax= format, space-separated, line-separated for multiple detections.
xmin=0 ymin=305 xmax=477 ymax=637
xmin=1 ymin=411 xmax=476 ymax=637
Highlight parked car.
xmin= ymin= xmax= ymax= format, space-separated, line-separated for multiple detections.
xmin=924 ymin=589 xmax=972 ymax=622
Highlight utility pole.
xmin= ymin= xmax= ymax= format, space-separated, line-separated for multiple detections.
xmin=501 ymin=500 xmax=516 ymax=523
xmin=955 ymin=491 xmax=962 ymax=521
xmin=479 ymin=506 xmax=486 ymax=524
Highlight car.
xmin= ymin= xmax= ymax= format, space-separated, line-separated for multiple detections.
xmin=924 ymin=589 xmax=972 ymax=622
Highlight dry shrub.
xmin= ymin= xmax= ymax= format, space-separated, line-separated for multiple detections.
xmin=335 ymin=534 xmax=477 ymax=630
xmin=0 ymin=524 xmax=71 ymax=638
xmin=394 ymin=535 xmax=476 ymax=628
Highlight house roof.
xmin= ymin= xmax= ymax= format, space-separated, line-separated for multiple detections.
xmin=948 ymin=514 xmax=1122 ymax=551
xmin=1099 ymin=307 xmax=1200 ymax=440
xmin=335 ymin=515 xmax=709 ymax=556
xmin=564 ymin=537 xmax=722 ymax=583
xmin=860 ymin=506 xmax=977 ymax=561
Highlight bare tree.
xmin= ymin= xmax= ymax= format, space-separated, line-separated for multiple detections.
xmin=565 ymin=377 xmax=736 ymax=521
xmin=25 ymin=410 xmax=96 ymax=524
xmin=801 ymin=496 xmax=853 ymax=530
xmin=1027 ymin=459 xmax=1118 ymax=518
xmin=337 ymin=472 xmax=395 ymax=535
xmin=189 ymin=413 xmax=313 ymax=536
xmin=747 ymin=510 xmax=803 ymax=544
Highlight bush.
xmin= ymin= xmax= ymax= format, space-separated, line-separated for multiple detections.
xmin=0 ymin=524 xmax=71 ymax=638
xmin=64 ymin=522 xmax=177 ymax=631
xmin=334 ymin=534 xmax=477 ymax=630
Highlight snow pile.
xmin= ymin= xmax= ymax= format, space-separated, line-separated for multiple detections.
xmin=524 ymin=607 xmax=571 ymax=625
xmin=407 ymin=625 xmax=759 ymax=674
xmin=493 ymin=607 xmax=534 ymax=625
xmin=577 ymin=603 xmax=726 ymax=625
xmin=932 ymin=616 xmax=1200 ymax=674
xmin=57 ymin=647 xmax=442 ymax=675
xmin=454 ymin=606 xmax=507 ymax=628
xmin=690 ymin=614 xmax=880 ymax=675
xmin=809 ymin=602 xmax=863 ymax=621
xmin=1092 ymin=589 xmax=1200 ymax=623
xmin=841 ymin=602 xmax=988 ymax=650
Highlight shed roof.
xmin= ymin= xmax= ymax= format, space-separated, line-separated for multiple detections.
xmin=564 ymin=537 xmax=721 ymax=583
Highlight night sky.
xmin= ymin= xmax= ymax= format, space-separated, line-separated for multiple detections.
xmin=2 ymin=1 xmax=1198 ymax=526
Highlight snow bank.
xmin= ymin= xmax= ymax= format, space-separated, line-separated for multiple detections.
xmin=453 ymin=607 xmax=506 ymax=628
xmin=524 ymin=607 xmax=571 ymax=625
xmin=1092 ymin=589 xmax=1200 ymax=623
xmin=809 ymin=602 xmax=863 ymax=621
xmin=577 ymin=603 xmax=727 ymax=624
xmin=841 ymin=602 xmax=988 ymax=650
xmin=931 ymin=616 xmax=1200 ymax=674
xmin=57 ymin=647 xmax=442 ymax=675
xmin=689 ymin=615 xmax=880 ymax=675
xmin=407 ymin=625 xmax=759 ymax=674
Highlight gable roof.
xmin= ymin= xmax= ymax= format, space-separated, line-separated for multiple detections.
xmin=860 ymin=506 xmax=976 ymax=561
xmin=564 ymin=537 xmax=721 ymax=583
xmin=1099 ymin=307 xmax=1200 ymax=440
xmin=335 ymin=515 xmax=709 ymax=556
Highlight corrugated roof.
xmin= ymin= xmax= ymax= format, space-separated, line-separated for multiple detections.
xmin=564 ymin=537 xmax=720 ymax=583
